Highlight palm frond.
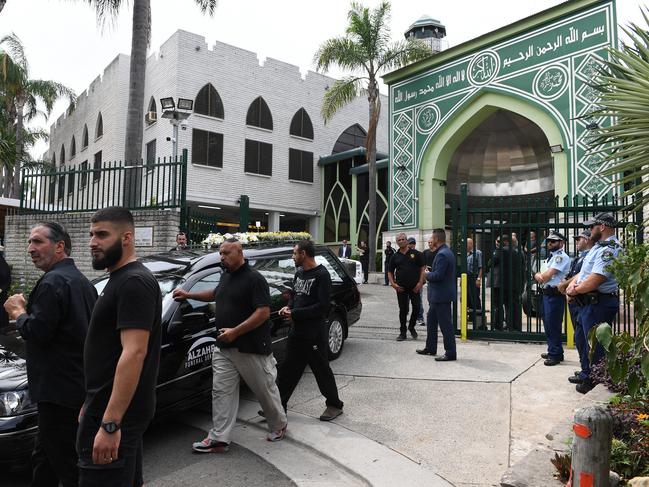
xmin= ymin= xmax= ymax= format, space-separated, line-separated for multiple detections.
xmin=321 ymin=76 xmax=366 ymax=123
xmin=587 ymin=7 xmax=649 ymax=215
xmin=25 ymin=79 xmax=76 ymax=116
xmin=377 ymin=39 xmax=433 ymax=72
xmin=0 ymin=33 xmax=28 ymax=71
xmin=314 ymin=37 xmax=368 ymax=73
xmin=193 ymin=0 xmax=218 ymax=15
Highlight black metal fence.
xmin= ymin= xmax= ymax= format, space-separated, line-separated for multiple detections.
xmin=450 ymin=183 xmax=641 ymax=341
xmin=19 ymin=152 xmax=187 ymax=215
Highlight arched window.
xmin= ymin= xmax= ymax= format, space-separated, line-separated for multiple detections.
xmin=70 ymin=136 xmax=76 ymax=158
xmin=194 ymin=84 xmax=224 ymax=119
xmin=146 ymin=97 xmax=157 ymax=125
xmin=246 ymin=96 xmax=272 ymax=130
xmin=60 ymin=145 xmax=65 ymax=165
xmin=95 ymin=112 xmax=103 ymax=139
xmin=332 ymin=124 xmax=367 ymax=154
xmin=289 ymin=108 xmax=314 ymax=140
xmin=82 ymin=124 xmax=89 ymax=149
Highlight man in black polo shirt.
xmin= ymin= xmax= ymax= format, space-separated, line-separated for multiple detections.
xmin=173 ymin=238 xmax=287 ymax=452
xmin=388 ymin=232 xmax=426 ymax=341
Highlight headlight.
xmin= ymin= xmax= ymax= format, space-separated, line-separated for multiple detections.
xmin=0 ymin=390 xmax=36 ymax=417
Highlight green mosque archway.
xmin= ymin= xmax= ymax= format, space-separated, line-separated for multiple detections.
xmin=418 ymin=91 xmax=569 ymax=229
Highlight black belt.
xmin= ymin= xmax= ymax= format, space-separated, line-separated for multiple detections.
xmin=541 ymin=287 xmax=562 ymax=296
xmin=597 ymin=291 xmax=619 ymax=297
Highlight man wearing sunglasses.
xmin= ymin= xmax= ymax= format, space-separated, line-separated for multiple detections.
xmin=566 ymin=212 xmax=621 ymax=393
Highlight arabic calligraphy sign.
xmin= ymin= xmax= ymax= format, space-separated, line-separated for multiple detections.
xmin=387 ymin=1 xmax=616 ymax=229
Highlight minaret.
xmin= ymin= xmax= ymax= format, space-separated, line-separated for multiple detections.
xmin=404 ymin=15 xmax=447 ymax=54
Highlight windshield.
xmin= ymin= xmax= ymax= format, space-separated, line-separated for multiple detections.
xmin=94 ymin=275 xmax=184 ymax=298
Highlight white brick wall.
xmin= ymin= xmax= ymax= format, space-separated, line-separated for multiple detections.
xmin=46 ymin=31 xmax=389 ymax=227
xmin=5 ymin=210 xmax=180 ymax=285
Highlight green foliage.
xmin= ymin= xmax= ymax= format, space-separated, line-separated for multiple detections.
xmin=550 ymin=452 xmax=571 ymax=482
xmin=592 ymin=225 xmax=649 ymax=399
xmin=588 ymin=9 xmax=649 ymax=215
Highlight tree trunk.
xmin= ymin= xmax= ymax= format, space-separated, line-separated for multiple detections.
xmin=12 ymin=100 xmax=24 ymax=199
xmin=366 ymin=79 xmax=380 ymax=273
xmin=0 ymin=1 xmax=6 ymax=15
xmin=122 ymin=0 xmax=150 ymax=207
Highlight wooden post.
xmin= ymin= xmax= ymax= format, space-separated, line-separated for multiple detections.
xmin=567 ymin=405 xmax=612 ymax=487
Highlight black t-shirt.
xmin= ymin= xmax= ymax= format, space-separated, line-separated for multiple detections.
xmin=289 ymin=265 xmax=331 ymax=341
xmin=423 ymin=248 xmax=438 ymax=269
xmin=83 ymin=261 xmax=162 ymax=421
xmin=389 ymin=248 xmax=425 ymax=289
xmin=213 ymin=262 xmax=273 ymax=355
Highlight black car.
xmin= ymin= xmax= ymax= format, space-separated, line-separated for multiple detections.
xmin=0 ymin=243 xmax=361 ymax=470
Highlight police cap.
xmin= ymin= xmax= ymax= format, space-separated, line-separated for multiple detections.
xmin=545 ymin=231 xmax=566 ymax=242
xmin=584 ymin=212 xmax=616 ymax=228
xmin=573 ymin=229 xmax=591 ymax=240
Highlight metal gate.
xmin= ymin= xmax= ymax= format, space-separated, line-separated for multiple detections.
xmin=450 ymin=183 xmax=641 ymax=341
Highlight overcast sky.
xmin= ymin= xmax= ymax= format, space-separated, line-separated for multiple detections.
xmin=0 ymin=0 xmax=643 ymax=157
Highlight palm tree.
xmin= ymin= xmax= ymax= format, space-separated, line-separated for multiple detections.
xmin=590 ymin=9 xmax=649 ymax=215
xmin=314 ymin=1 xmax=431 ymax=271
xmin=0 ymin=2 xmax=6 ymax=15
xmin=0 ymin=33 xmax=75 ymax=198
xmin=81 ymin=0 xmax=217 ymax=205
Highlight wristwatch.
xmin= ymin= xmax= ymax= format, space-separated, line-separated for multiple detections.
xmin=101 ymin=420 xmax=121 ymax=434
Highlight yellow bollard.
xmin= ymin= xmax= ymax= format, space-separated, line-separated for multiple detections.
xmin=566 ymin=300 xmax=574 ymax=349
xmin=461 ymin=273 xmax=467 ymax=342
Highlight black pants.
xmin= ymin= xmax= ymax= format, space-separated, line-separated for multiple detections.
xmin=504 ymin=291 xmax=522 ymax=331
xmin=32 ymin=401 xmax=80 ymax=487
xmin=77 ymin=414 xmax=146 ymax=487
xmin=467 ymin=275 xmax=481 ymax=311
xmin=396 ymin=288 xmax=421 ymax=335
xmin=360 ymin=258 xmax=369 ymax=283
xmin=277 ymin=334 xmax=343 ymax=410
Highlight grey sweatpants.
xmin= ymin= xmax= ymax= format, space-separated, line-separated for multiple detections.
xmin=208 ymin=347 xmax=287 ymax=444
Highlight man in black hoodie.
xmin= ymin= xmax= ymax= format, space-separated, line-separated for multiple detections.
xmin=276 ymin=240 xmax=344 ymax=421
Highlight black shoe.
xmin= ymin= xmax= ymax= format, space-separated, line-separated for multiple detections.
xmin=576 ymin=380 xmax=595 ymax=394
xmin=409 ymin=327 xmax=418 ymax=339
xmin=544 ymin=358 xmax=561 ymax=366
xmin=568 ymin=375 xmax=584 ymax=384
xmin=435 ymin=354 xmax=457 ymax=362
xmin=416 ymin=348 xmax=435 ymax=356
xmin=541 ymin=353 xmax=564 ymax=362
xmin=396 ymin=334 xmax=407 ymax=341
xmin=574 ymin=371 xmax=582 ymax=377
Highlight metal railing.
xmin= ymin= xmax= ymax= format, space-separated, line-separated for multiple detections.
xmin=450 ymin=183 xmax=642 ymax=341
xmin=19 ymin=151 xmax=188 ymax=214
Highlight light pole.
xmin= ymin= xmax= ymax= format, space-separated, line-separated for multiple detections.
xmin=160 ymin=97 xmax=194 ymax=162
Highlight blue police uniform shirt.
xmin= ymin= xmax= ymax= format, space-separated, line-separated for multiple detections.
xmin=544 ymin=248 xmax=571 ymax=287
xmin=590 ymin=236 xmax=622 ymax=293
xmin=576 ymin=246 xmax=598 ymax=284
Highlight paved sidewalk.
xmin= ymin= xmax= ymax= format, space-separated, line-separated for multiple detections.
xmin=276 ymin=284 xmax=599 ymax=487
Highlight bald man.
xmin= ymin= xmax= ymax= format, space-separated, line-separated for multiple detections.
xmin=173 ymin=238 xmax=287 ymax=452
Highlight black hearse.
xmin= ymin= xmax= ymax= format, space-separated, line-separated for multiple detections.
xmin=0 ymin=243 xmax=361 ymax=470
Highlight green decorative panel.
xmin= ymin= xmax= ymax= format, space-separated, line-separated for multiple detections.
xmin=388 ymin=1 xmax=616 ymax=229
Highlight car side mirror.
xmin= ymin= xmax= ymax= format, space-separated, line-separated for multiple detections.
xmin=168 ymin=311 xmax=209 ymax=338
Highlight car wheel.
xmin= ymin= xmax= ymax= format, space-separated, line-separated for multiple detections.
xmin=327 ymin=313 xmax=345 ymax=360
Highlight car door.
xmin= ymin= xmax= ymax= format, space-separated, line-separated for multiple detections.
xmin=156 ymin=269 xmax=221 ymax=411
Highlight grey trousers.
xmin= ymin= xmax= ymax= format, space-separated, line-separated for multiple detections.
xmin=208 ymin=347 xmax=287 ymax=444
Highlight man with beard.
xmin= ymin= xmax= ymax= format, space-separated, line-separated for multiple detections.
xmin=566 ymin=213 xmax=621 ymax=393
xmin=170 ymin=232 xmax=188 ymax=251
xmin=5 ymin=222 xmax=96 ymax=487
xmin=172 ymin=238 xmax=287 ymax=451
xmin=77 ymin=207 xmax=161 ymax=487
xmin=274 ymin=240 xmax=344 ymax=421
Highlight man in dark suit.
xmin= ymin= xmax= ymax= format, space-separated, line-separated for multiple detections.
xmin=416 ymin=229 xmax=457 ymax=361
xmin=4 ymin=222 xmax=97 ymax=487
xmin=338 ymin=239 xmax=352 ymax=259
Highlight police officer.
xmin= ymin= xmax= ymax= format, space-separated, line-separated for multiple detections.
xmin=566 ymin=212 xmax=621 ymax=393
xmin=558 ymin=229 xmax=593 ymax=383
xmin=534 ymin=232 xmax=571 ymax=366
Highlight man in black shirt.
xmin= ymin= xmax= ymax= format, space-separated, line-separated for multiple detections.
xmin=172 ymin=238 xmax=287 ymax=452
xmin=275 ymin=240 xmax=344 ymax=421
xmin=5 ymin=221 xmax=97 ymax=487
xmin=388 ymin=232 xmax=426 ymax=341
xmin=383 ymin=241 xmax=395 ymax=285
xmin=78 ymin=207 xmax=162 ymax=487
